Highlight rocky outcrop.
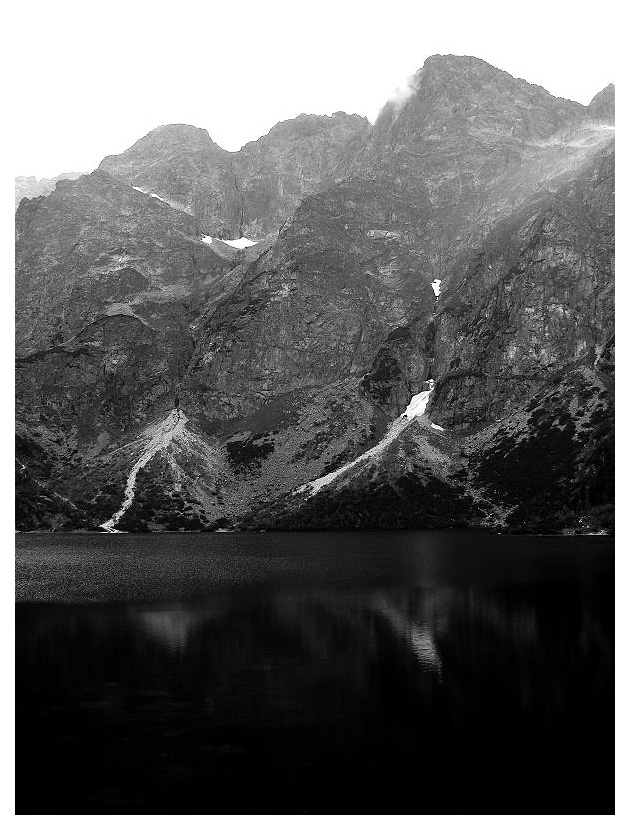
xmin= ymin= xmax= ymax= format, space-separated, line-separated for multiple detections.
xmin=431 ymin=142 xmax=614 ymax=429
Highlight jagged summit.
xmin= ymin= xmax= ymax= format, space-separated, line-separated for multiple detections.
xmin=150 ymin=123 xmax=213 ymax=136
xmin=238 ymin=111 xmax=370 ymax=148
xmin=98 ymin=110 xmax=370 ymax=238
xmin=374 ymin=52 xmax=586 ymax=144
xmin=16 ymin=56 xmax=615 ymax=534
xmin=413 ymin=53 xmax=586 ymax=102
xmin=111 ymin=123 xmax=221 ymax=150
xmin=588 ymin=83 xmax=615 ymax=123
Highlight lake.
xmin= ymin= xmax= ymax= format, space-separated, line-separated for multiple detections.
xmin=15 ymin=531 xmax=614 ymax=814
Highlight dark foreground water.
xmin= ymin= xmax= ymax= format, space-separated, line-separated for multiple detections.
xmin=16 ymin=531 xmax=614 ymax=815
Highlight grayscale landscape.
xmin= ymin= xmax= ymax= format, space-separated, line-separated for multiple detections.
xmin=14 ymin=31 xmax=615 ymax=817
xmin=15 ymin=56 xmax=614 ymax=537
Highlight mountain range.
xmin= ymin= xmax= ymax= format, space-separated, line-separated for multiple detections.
xmin=15 ymin=55 xmax=614 ymax=534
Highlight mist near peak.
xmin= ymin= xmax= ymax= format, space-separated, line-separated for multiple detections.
xmin=379 ymin=71 xmax=422 ymax=121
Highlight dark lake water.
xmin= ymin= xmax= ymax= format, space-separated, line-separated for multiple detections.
xmin=16 ymin=531 xmax=614 ymax=814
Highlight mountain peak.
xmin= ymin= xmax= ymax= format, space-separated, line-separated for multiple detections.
xmin=373 ymin=53 xmax=585 ymax=146
xmin=239 ymin=111 xmax=370 ymax=149
xmin=116 ymin=123 xmax=223 ymax=156
xmin=588 ymin=84 xmax=615 ymax=123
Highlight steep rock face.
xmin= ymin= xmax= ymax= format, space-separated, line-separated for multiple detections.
xmin=431 ymin=143 xmax=614 ymax=429
xmin=231 ymin=61 xmax=614 ymax=531
xmin=15 ymin=172 xmax=83 ymax=210
xmin=17 ymin=315 xmax=192 ymax=441
xmin=359 ymin=320 xmax=432 ymax=417
xmin=234 ymin=112 xmax=371 ymax=237
xmin=588 ymin=84 xmax=615 ymax=124
xmin=98 ymin=114 xmax=370 ymax=239
xmin=15 ymin=170 xmax=250 ymax=447
xmin=360 ymin=55 xmax=585 ymax=158
xmin=99 ymin=125 xmax=242 ymax=237
xmin=16 ymin=170 xmax=233 ymax=354
xmin=313 ymin=55 xmax=612 ymax=419
xmin=349 ymin=55 xmax=612 ymax=265
xmin=181 ymin=182 xmax=436 ymax=422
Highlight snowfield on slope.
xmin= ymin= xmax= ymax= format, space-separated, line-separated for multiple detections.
xmin=299 ymin=381 xmax=440 ymax=498
xmin=131 ymin=186 xmax=189 ymax=212
xmin=201 ymin=236 xmax=256 ymax=249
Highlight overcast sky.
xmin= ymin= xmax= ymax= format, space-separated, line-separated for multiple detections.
xmin=10 ymin=0 xmax=617 ymax=177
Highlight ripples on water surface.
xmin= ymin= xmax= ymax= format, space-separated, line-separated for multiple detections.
xmin=16 ymin=531 xmax=614 ymax=814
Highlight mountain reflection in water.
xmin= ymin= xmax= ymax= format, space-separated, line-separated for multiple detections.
xmin=16 ymin=533 xmax=613 ymax=815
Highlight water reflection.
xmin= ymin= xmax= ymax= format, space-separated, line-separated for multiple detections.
xmin=370 ymin=593 xmax=443 ymax=674
xmin=133 ymin=601 xmax=230 ymax=653
xmin=16 ymin=575 xmax=613 ymax=814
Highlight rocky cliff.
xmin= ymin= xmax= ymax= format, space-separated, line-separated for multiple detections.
xmin=588 ymin=84 xmax=615 ymax=124
xmin=15 ymin=56 xmax=614 ymax=534
xmin=98 ymin=114 xmax=370 ymax=239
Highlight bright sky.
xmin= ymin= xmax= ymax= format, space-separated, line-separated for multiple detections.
xmin=9 ymin=0 xmax=618 ymax=177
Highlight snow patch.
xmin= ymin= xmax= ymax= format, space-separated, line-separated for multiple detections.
xmin=431 ymin=279 xmax=442 ymax=297
xmin=431 ymin=423 xmax=445 ymax=432
xmin=200 ymin=236 xmax=257 ymax=249
xmin=299 ymin=381 xmax=436 ymax=498
xmin=132 ymin=185 xmax=169 ymax=203
xmin=222 ymin=237 xmax=256 ymax=249
xmin=132 ymin=186 xmax=190 ymax=213
xmin=402 ymin=380 xmax=435 ymax=419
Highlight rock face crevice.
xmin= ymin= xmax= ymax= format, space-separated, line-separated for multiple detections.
xmin=15 ymin=56 xmax=614 ymax=533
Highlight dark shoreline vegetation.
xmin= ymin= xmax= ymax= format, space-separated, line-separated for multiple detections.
xmin=16 ymin=380 xmax=613 ymax=536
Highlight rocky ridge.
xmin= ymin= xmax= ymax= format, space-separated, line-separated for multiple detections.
xmin=98 ymin=113 xmax=370 ymax=239
xmin=15 ymin=55 xmax=614 ymax=533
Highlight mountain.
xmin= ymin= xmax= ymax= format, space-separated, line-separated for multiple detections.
xmin=15 ymin=56 xmax=614 ymax=534
xmin=253 ymin=142 xmax=614 ymax=533
xmin=588 ymin=84 xmax=615 ymax=124
xmin=15 ymin=172 xmax=83 ymax=210
xmin=98 ymin=113 xmax=370 ymax=238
